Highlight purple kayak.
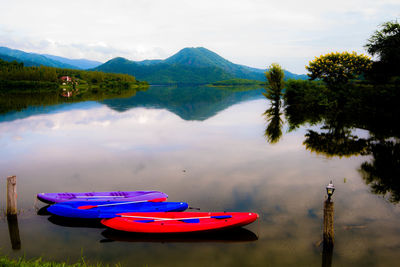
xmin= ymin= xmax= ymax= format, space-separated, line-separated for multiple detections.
xmin=37 ymin=191 xmax=168 ymax=204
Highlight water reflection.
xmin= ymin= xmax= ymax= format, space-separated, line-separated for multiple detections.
xmin=273 ymin=82 xmax=400 ymax=203
xmin=37 ymin=205 xmax=52 ymax=216
xmin=304 ymin=128 xmax=368 ymax=158
xmin=7 ymin=215 xmax=21 ymax=250
xmin=0 ymin=85 xmax=264 ymax=122
xmin=322 ymin=241 xmax=333 ymax=267
xmin=47 ymin=216 xmax=105 ymax=229
xmin=102 ymin=85 xmax=264 ymax=121
xmin=1 ymin=84 xmax=399 ymax=266
xmin=263 ymin=95 xmax=283 ymax=144
xmin=101 ymin=228 xmax=258 ymax=243
xmin=0 ymin=86 xmax=143 ymax=122
xmin=360 ymin=141 xmax=400 ymax=203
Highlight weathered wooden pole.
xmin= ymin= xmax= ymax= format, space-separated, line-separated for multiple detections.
xmin=323 ymin=199 xmax=334 ymax=245
xmin=322 ymin=181 xmax=335 ymax=267
xmin=7 ymin=175 xmax=17 ymax=215
xmin=5 ymin=175 xmax=21 ymax=250
xmin=7 ymin=214 xmax=21 ymax=250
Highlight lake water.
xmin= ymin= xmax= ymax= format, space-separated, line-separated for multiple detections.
xmin=0 ymin=86 xmax=399 ymax=266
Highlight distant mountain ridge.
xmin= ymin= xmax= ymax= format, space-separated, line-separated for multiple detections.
xmin=0 ymin=46 xmax=76 ymax=68
xmin=0 ymin=45 xmax=307 ymax=84
xmin=0 ymin=46 xmax=102 ymax=69
xmin=94 ymin=47 xmax=307 ymax=84
xmin=0 ymin=53 xmax=38 ymax=67
xmin=42 ymin=54 xmax=102 ymax=69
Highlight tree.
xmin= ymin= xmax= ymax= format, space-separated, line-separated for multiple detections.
xmin=306 ymin=52 xmax=372 ymax=86
xmin=264 ymin=63 xmax=285 ymax=101
xmin=365 ymin=20 xmax=400 ymax=80
xmin=263 ymin=63 xmax=285 ymax=144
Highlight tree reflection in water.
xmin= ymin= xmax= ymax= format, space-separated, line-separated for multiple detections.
xmin=263 ymin=97 xmax=283 ymax=144
xmin=360 ymin=140 xmax=400 ymax=203
xmin=304 ymin=128 xmax=369 ymax=158
xmin=265 ymin=80 xmax=400 ymax=203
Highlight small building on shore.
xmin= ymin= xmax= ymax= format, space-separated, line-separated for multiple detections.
xmin=60 ymin=76 xmax=72 ymax=82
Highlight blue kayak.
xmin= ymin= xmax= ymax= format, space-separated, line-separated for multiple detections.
xmin=47 ymin=201 xmax=188 ymax=219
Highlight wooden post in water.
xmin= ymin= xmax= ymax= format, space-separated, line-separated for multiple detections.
xmin=5 ymin=175 xmax=21 ymax=250
xmin=323 ymin=199 xmax=334 ymax=245
xmin=7 ymin=214 xmax=21 ymax=250
xmin=322 ymin=181 xmax=335 ymax=267
xmin=7 ymin=175 xmax=17 ymax=215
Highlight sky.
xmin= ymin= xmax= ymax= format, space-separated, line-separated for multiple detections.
xmin=0 ymin=0 xmax=399 ymax=74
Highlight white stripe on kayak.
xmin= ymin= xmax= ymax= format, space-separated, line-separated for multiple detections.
xmin=118 ymin=215 xmax=231 ymax=221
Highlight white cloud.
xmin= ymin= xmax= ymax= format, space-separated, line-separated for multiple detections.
xmin=0 ymin=0 xmax=398 ymax=73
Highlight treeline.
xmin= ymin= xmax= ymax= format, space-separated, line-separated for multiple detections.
xmin=0 ymin=59 xmax=148 ymax=92
xmin=0 ymin=60 xmax=59 ymax=91
xmin=209 ymin=78 xmax=265 ymax=87
xmin=0 ymin=60 xmax=58 ymax=82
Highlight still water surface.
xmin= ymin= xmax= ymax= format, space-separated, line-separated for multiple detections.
xmin=0 ymin=86 xmax=399 ymax=266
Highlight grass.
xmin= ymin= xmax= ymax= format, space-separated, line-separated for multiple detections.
xmin=0 ymin=255 xmax=122 ymax=267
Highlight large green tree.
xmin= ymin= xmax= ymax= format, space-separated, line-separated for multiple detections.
xmin=264 ymin=63 xmax=285 ymax=101
xmin=365 ymin=20 xmax=400 ymax=81
xmin=306 ymin=52 xmax=372 ymax=87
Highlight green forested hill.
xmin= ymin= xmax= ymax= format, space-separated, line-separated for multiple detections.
xmin=95 ymin=47 xmax=307 ymax=84
xmin=95 ymin=57 xmax=234 ymax=84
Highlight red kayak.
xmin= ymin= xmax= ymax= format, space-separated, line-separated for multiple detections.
xmin=101 ymin=212 xmax=259 ymax=233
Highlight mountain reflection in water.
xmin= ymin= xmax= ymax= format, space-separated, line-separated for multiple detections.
xmin=0 ymin=85 xmax=264 ymax=122
xmin=102 ymin=85 xmax=264 ymax=121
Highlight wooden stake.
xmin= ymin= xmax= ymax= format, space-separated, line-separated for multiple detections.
xmin=7 ymin=175 xmax=17 ymax=215
xmin=7 ymin=214 xmax=21 ymax=250
xmin=323 ymin=198 xmax=334 ymax=245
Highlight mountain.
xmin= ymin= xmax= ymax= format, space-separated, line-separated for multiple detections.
xmin=95 ymin=47 xmax=307 ymax=84
xmin=95 ymin=56 xmax=234 ymax=84
xmin=0 ymin=46 xmax=307 ymax=83
xmin=42 ymin=54 xmax=102 ymax=69
xmin=0 ymin=47 xmax=77 ymax=69
xmin=0 ymin=46 xmax=102 ymax=69
xmin=135 ymin=59 xmax=163 ymax=66
xmin=0 ymin=53 xmax=38 ymax=67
